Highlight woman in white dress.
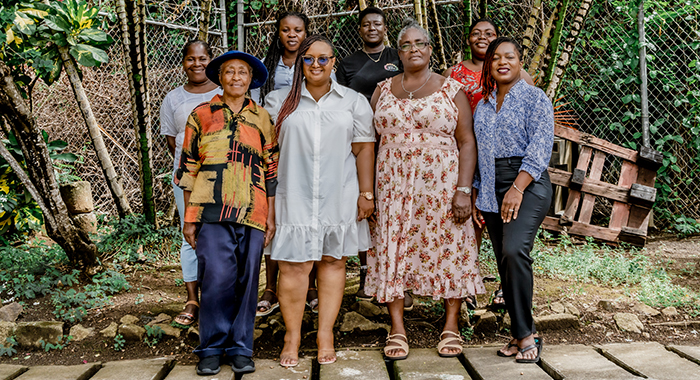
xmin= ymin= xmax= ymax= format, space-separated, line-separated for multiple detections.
xmin=265 ymin=34 xmax=375 ymax=367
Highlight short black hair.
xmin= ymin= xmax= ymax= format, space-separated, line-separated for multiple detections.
xmin=182 ymin=40 xmax=213 ymax=62
xmin=359 ymin=7 xmax=385 ymax=25
xmin=468 ymin=17 xmax=500 ymax=36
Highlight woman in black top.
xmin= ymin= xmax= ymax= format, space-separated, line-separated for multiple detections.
xmin=336 ymin=7 xmax=409 ymax=309
xmin=337 ymin=7 xmax=402 ymax=101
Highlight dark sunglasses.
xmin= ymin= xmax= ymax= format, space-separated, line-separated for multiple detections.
xmin=302 ymin=55 xmax=334 ymax=66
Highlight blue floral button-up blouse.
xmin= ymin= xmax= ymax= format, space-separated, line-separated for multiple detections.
xmin=472 ymin=79 xmax=554 ymax=213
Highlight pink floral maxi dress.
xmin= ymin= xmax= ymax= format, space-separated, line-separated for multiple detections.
xmin=366 ymin=77 xmax=485 ymax=303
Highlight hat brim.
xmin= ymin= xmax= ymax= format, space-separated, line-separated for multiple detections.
xmin=205 ymin=51 xmax=268 ymax=90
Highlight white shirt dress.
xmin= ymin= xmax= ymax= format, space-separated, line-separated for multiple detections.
xmin=265 ymin=80 xmax=375 ymax=262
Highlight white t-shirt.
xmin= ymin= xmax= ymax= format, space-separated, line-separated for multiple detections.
xmin=160 ymin=86 xmax=222 ymax=170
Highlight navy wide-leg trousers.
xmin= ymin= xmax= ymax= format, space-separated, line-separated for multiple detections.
xmin=193 ymin=222 xmax=264 ymax=358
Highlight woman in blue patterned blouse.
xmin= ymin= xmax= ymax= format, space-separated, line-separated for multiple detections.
xmin=472 ymin=37 xmax=553 ymax=364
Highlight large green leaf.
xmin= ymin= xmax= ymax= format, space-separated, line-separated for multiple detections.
xmin=13 ymin=10 xmax=36 ymax=35
xmin=69 ymin=43 xmax=108 ymax=66
xmin=51 ymin=153 xmax=79 ymax=163
xmin=43 ymin=14 xmax=71 ymax=34
xmin=77 ymin=28 xmax=107 ymax=43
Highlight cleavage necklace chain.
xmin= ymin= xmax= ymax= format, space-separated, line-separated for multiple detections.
xmin=401 ymin=72 xmax=431 ymax=100
xmin=363 ymin=45 xmax=384 ymax=63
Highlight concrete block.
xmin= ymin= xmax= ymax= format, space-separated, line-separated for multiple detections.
xmin=597 ymin=342 xmax=700 ymax=380
xmin=541 ymin=344 xmax=639 ymax=380
xmin=534 ymin=313 xmax=580 ymax=331
xmin=394 ymin=348 xmax=469 ymax=379
xmin=15 ymin=363 xmax=99 ymax=380
xmin=0 ymin=364 xmax=26 ymax=380
xmin=463 ymin=345 xmax=550 ymax=380
xmin=320 ymin=349 xmax=389 ymax=380
xmin=243 ymin=357 xmax=312 ymax=380
xmin=90 ymin=358 xmax=172 ymax=380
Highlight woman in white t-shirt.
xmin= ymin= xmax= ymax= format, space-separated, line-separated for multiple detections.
xmin=160 ymin=40 xmax=222 ymax=328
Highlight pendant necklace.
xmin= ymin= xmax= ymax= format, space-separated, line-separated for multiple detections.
xmin=401 ymin=72 xmax=431 ymax=100
xmin=363 ymin=45 xmax=385 ymax=63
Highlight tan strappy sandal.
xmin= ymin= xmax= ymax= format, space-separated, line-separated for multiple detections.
xmin=384 ymin=333 xmax=409 ymax=360
xmin=437 ymin=330 xmax=464 ymax=357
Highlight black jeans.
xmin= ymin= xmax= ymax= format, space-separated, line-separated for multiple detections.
xmin=482 ymin=157 xmax=552 ymax=340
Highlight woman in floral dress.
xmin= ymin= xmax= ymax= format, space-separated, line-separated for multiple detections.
xmin=365 ymin=19 xmax=485 ymax=360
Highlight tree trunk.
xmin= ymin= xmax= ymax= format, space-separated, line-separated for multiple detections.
xmin=464 ymin=0 xmax=472 ymax=61
xmin=117 ymin=0 xmax=157 ymax=226
xmin=521 ymin=0 xmax=542 ymax=60
xmin=0 ymin=59 xmax=98 ymax=271
xmin=545 ymin=0 xmax=593 ymax=100
xmin=198 ymin=0 xmax=213 ymax=42
xmin=543 ymin=0 xmax=570 ymax=87
xmin=427 ymin=0 xmax=448 ymax=72
xmin=58 ymin=46 xmax=133 ymax=217
xmin=528 ymin=4 xmax=557 ymax=77
xmin=478 ymin=0 xmax=487 ymax=18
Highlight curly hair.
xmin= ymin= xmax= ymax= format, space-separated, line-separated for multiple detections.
xmin=181 ymin=40 xmax=213 ymax=62
xmin=480 ymin=37 xmax=522 ymax=103
xmin=258 ymin=12 xmax=310 ymax=106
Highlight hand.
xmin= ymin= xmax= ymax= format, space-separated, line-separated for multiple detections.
xmin=264 ymin=215 xmax=276 ymax=248
xmin=501 ymin=186 xmax=523 ymax=223
xmin=183 ymin=222 xmax=198 ymax=249
xmin=452 ymin=190 xmax=472 ymax=224
xmin=357 ymin=196 xmax=375 ymax=221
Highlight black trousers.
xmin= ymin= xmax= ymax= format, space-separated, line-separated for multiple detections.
xmin=482 ymin=157 xmax=552 ymax=340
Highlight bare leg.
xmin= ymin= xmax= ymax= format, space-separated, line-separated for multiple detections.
xmin=257 ymin=256 xmax=279 ymax=314
xmin=385 ymin=298 xmax=407 ymax=357
xmin=440 ymin=298 xmax=462 ymax=355
xmin=307 ymin=265 xmax=319 ymax=311
xmin=315 ymin=256 xmax=347 ymax=364
xmin=174 ymin=281 xmax=199 ymax=325
xmin=355 ymin=251 xmax=371 ymax=299
xmin=278 ymin=261 xmax=313 ymax=367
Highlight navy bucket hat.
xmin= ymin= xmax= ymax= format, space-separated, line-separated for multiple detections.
xmin=205 ymin=50 xmax=268 ymax=89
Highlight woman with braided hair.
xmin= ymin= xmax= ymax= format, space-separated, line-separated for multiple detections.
xmin=473 ymin=37 xmax=553 ymax=364
xmin=252 ymin=11 xmax=322 ymax=317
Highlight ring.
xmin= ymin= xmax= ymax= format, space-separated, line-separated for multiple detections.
xmin=509 ymin=209 xmax=514 ymax=211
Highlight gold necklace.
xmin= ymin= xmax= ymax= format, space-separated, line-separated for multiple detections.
xmin=400 ymin=72 xmax=431 ymax=100
xmin=363 ymin=46 xmax=385 ymax=63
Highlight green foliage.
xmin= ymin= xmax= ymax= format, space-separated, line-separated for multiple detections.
xmin=1 ymin=0 xmax=112 ymax=86
xmin=39 ymin=335 xmax=72 ymax=351
xmin=532 ymin=231 xmax=700 ymax=313
xmin=0 ymin=131 xmax=81 ymax=237
xmin=672 ymin=215 xmax=700 ymax=237
xmin=0 ymin=337 xmax=17 ymax=357
xmin=174 ymin=278 xmax=184 ymax=287
xmin=113 ymin=333 xmax=125 ymax=351
xmin=97 ymin=214 xmax=181 ymax=264
xmin=0 ymin=238 xmax=130 ymax=322
xmin=144 ymin=325 xmax=163 ymax=347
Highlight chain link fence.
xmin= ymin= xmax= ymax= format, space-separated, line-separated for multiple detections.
xmin=28 ymin=0 xmax=700 ymax=227
xmin=33 ymin=0 xmax=227 ymax=215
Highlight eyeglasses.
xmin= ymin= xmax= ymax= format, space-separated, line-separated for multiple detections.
xmin=301 ymin=55 xmax=334 ymax=66
xmin=470 ymin=31 xmax=496 ymax=39
xmin=399 ymin=41 xmax=429 ymax=52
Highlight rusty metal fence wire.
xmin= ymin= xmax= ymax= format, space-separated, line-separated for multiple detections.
xmin=31 ymin=0 xmax=700 ymax=226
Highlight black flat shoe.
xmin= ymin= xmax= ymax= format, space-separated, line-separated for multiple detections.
xmin=196 ymin=355 xmax=221 ymax=376
xmin=230 ymin=355 xmax=255 ymax=374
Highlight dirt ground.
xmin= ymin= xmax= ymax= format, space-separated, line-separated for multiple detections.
xmin=2 ymin=234 xmax=700 ymax=366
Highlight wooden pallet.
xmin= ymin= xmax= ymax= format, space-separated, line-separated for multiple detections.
xmin=542 ymin=125 xmax=662 ymax=246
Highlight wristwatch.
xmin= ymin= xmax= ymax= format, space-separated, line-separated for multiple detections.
xmin=456 ymin=186 xmax=472 ymax=195
xmin=360 ymin=191 xmax=374 ymax=201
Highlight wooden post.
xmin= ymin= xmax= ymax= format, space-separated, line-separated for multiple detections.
xmin=638 ymin=0 xmax=650 ymax=148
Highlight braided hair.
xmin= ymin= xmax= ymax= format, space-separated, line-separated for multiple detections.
xmin=276 ymin=34 xmax=334 ymax=134
xmin=258 ymin=12 xmax=310 ymax=106
xmin=480 ymin=37 xmax=522 ymax=104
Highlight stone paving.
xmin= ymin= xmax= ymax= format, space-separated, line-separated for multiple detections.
xmin=2 ymin=342 xmax=699 ymax=380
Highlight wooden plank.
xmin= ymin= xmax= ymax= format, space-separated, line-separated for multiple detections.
xmin=548 ymin=167 xmax=629 ymax=203
xmin=561 ymin=147 xmax=593 ymax=224
xmin=609 ymin=161 xmax=637 ymax=230
xmin=638 ymin=145 xmax=663 ymax=170
xmin=629 ymin=183 xmax=657 ymax=204
xmin=554 ymin=125 xmax=638 ymax=161
xmin=578 ymin=150 xmax=607 ymax=223
xmin=542 ymin=217 xmax=620 ymax=243
xmin=627 ymin=166 xmax=657 ymax=233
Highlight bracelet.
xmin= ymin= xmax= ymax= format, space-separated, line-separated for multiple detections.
xmin=513 ymin=184 xmax=525 ymax=195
